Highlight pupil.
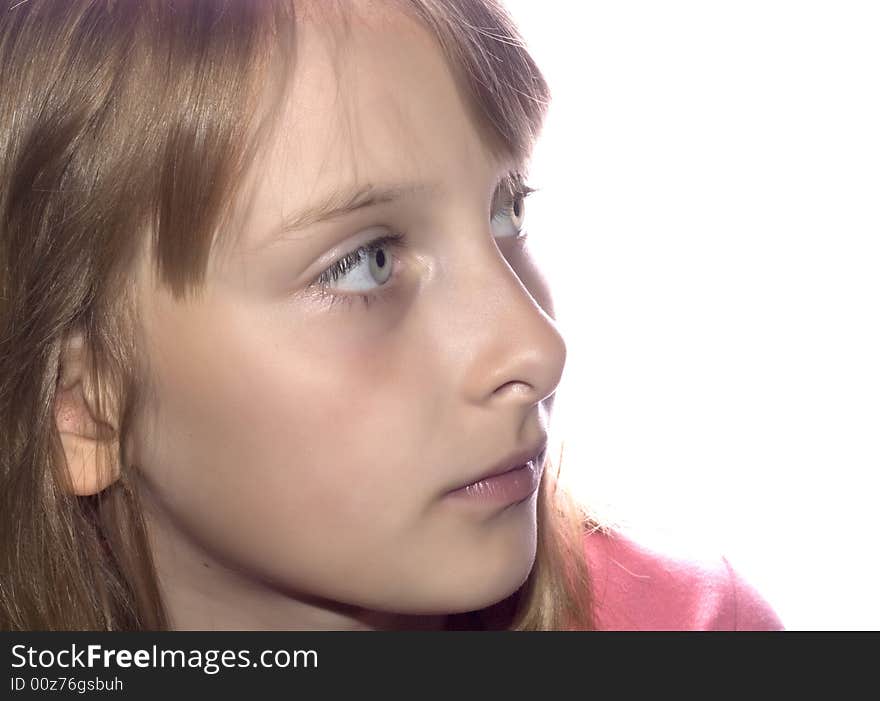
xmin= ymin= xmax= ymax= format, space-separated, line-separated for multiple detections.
xmin=513 ymin=198 xmax=522 ymax=218
xmin=375 ymin=249 xmax=386 ymax=268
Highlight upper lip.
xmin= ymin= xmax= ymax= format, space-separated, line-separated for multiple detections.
xmin=446 ymin=436 xmax=548 ymax=494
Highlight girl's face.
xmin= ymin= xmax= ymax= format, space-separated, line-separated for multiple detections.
xmin=128 ymin=5 xmax=566 ymax=629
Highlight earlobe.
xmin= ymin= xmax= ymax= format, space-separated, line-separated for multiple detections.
xmin=55 ymin=429 xmax=120 ymax=496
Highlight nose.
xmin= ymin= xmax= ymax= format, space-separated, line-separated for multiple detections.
xmin=452 ymin=237 xmax=568 ymax=409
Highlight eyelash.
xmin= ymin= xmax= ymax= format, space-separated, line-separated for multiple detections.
xmin=311 ymin=232 xmax=408 ymax=311
xmin=310 ymin=180 xmax=535 ymax=311
xmin=495 ymin=175 xmax=536 ymax=235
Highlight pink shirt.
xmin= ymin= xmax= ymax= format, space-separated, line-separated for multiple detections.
xmin=582 ymin=529 xmax=784 ymax=630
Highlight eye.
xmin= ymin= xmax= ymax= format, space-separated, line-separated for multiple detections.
xmin=307 ymin=232 xmax=406 ymax=310
xmin=491 ymin=176 xmax=534 ymax=239
xmin=319 ymin=237 xmax=395 ymax=293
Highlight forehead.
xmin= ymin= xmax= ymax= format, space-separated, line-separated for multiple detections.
xmin=234 ymin=2 xmax=505 ymax=252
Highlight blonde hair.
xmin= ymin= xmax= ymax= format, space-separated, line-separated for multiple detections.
xmin=0 ymin=0 xmax=598 ymax=631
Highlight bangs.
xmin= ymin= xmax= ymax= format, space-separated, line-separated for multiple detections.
xmin=405 ymin=0 xmax=551 ymax=166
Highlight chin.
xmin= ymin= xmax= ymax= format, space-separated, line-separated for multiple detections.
xmin=438 ymin=501 xmax=540 ymax=612
xmin=453 ymin=563 xmax=534 ymax=613
xmin=394 ymin=530 xmax=539 ymax=615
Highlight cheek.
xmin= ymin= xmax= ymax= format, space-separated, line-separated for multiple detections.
xmin=129 ymin=296 xmax=428 ymax=588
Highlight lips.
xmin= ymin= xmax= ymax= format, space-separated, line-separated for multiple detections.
xmin=447 ymin=438 xmax=548 ymax=494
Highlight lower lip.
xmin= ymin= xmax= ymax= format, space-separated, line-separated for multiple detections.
xmin=445 ymin=459 xmax=542 ymax=507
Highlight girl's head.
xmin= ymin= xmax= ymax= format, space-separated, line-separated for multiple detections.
xmin=0 ymin=0 xmax=594 ymax=630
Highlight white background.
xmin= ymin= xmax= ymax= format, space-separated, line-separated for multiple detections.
xmin=502 ymin=0 xmax=879 ymax=630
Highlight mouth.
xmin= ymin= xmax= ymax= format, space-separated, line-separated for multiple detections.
xmin=444 ymin=440 xmax=548 ymax=506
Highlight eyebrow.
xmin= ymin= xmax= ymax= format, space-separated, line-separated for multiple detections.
xmin=273 ymin=181 xmax=441 ymax=236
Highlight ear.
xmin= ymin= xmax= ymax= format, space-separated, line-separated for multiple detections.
xmin=53 ymin=331 xmax=121 ymax=495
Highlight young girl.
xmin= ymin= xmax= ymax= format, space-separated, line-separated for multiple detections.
xmin=0 ymin=0 xmax=782 ymax=631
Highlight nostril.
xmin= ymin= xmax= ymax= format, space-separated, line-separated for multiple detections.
xmin=493 ymin=380 xmax=532 ymax=399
